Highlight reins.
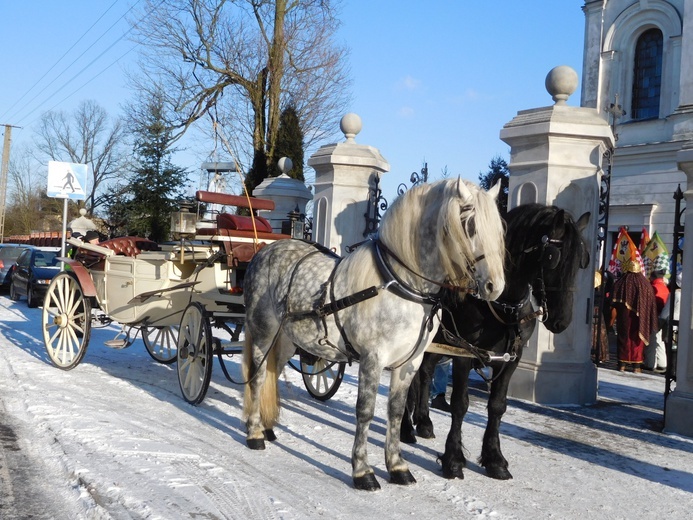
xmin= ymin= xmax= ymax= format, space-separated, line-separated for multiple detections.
xmin=374 ymin=237 xmax=483 ymax=297
xmin=434 ymin=231 xmax=565 ymax=384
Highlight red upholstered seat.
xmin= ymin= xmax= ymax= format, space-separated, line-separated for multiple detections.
xmin=98 ymin=237 xmax=161 ymax=257
xmin=217 ymin=213 xmax=273 ymax=233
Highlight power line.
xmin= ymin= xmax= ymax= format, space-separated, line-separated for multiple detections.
xmin=0 ymin=0 xmax=121 ymax=122
xmin=23 ymin=45 xmax=140 ymax=127
xmin=2 ymin=1 xmax=142 ymax=124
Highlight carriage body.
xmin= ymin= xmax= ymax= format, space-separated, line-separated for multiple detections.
xmin=78 ymin=239 xmax=244 ymax=328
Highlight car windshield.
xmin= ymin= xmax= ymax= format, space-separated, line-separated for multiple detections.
xmin=0 ymin=247 xmax=24 ymax=262
xmin=34 ymin=251 xmax=59 ymax=267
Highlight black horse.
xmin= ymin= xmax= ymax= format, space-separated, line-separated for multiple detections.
xmin=401 ymin=203 xmax=590 ymax=480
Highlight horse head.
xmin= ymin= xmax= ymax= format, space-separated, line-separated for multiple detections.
xmin=504 ymin=204 xmax=590 ymax=333
xmin=438 ymin=179 xmax=506 ymax=301
xmin=378 ymin=178 xmax=505 ymax=302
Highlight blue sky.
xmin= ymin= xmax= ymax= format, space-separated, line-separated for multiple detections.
xmin=0 ymin=1 xmax=586 ymax=202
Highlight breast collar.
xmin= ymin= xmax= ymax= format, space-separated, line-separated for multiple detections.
xmin=373 ymin=237 xmax=444 ymax=306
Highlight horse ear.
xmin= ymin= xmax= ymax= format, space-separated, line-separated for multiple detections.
xmin=576 ymin=211 xmax=591 ymax=232
xmin=456 ymin=177 xmax=472 ymax=202
xmin=487 ymin=180 xmax=502 ymax=201
xmin=551 ymin=209 xmax=566 ymax=237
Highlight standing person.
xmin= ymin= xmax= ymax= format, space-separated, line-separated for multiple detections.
xmin=430 ymin=358 xmax=451 ymax=412
xmin=644 ymin=269 xmax=670 ymax=372
xmin=592 ymin=270 xmax=610 ymax=362
xmin=611 ymin=260 xmax=659 ymax=372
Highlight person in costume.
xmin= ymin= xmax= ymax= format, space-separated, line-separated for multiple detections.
xmin=644 ymin=269 xmax=670 ymax=372
xmin=611 ymin=259 xmax=659 ymax=372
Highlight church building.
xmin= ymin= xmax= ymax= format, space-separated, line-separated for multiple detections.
xmin=581 ymin=0 xmax=688 ymax=252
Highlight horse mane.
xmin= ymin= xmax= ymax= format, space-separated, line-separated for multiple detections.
xmin=378 ymin=179 xmax=505 ymax=289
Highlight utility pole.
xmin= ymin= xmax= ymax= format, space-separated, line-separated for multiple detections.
xmin=0 ymin=124 xmax=21 ymax=243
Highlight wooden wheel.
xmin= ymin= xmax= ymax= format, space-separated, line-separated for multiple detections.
xmin=143 ymin=325 xmax=179 ymax=364
xmin=42 ymin=272 xmax=91 ymax=370
xmin=177 ymin=303 xmax=213 ymax=404
xmin=300 ymin=352 xmax=345 ymax=401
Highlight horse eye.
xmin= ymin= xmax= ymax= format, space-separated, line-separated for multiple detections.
xmin=465 ymin=216 xmax=476 ymax=237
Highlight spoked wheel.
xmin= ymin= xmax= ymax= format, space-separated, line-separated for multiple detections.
xmin=42 ymin=272 xmax=91 ymax=370
xmin=300 ymin=352 xmax=346 ymax=401
xmin=177 ymin=303 xmax=213 ymax=404
xmin=143 ymin=325 xmax=179 ymax=364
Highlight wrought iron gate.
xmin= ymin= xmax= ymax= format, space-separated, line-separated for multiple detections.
xmin=664 ymin=185 xmax=684 ymax=406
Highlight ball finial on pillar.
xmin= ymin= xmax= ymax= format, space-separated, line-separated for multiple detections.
xmin=545 ymin=65 xmax=578 ymax=105
xmin=340 ymin=113 xmax=362 ymax=142
xmin=278 ymin=157 xmax=293 ymax=175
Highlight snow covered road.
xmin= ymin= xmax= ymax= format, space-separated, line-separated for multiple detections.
xmin=1 ymin=294 xmax=692 ymax=519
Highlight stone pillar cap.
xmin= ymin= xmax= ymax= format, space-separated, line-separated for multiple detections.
xmin=545 ymin=65 xmax=579 ymax=105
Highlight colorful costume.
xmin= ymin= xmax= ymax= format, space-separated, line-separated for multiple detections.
xmin=611 ymin=261 xmax=658 ymax=371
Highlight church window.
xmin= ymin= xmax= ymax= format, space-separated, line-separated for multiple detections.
xmin=631 ymin=28 xmax=663 ymax=120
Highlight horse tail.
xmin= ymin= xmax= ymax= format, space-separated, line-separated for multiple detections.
xmin=243 ymin=329 xmax=280 ymax=429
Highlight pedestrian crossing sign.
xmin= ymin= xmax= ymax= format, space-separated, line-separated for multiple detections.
xmin=47 ymin=161 xmax=88 ymax=200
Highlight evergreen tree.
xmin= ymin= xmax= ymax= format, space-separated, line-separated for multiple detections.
xmin=245 ymin=149 xmax=269 ymax=197
xmin=478 ymin=155 xmax=510 ymax=217
xmin=125 ymin=95 xmax=188 ymax=242
xmin=270 ymin=104 xmax=305 ymax=180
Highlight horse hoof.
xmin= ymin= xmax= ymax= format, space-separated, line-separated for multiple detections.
xmin=442 ymin=465 xmax=465 ymax=480
xmin=486 ymin=466 xmax=513 ymax=480
xmin=264 ymin=429 xmax=277 ymax=442
xmin=354 ymin=473 xmax=381 ymax=491
xmin=400 ymin=430 xmax=417 ymax=444
xmin=246 ymin=438 xmax=266 ymax=450
xmin=390 ymin=470 xmax=416 ymax=486
xmin=416 ymin=423 xmax=435 ymax=439
xmin=440 ymin=456 xmax=466 ymax=480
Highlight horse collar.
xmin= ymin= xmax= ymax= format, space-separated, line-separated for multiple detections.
xmin=487 ymin=284 xmax=544 ymax=326
xmin=373 ymin=238 xmax=443 ymax=306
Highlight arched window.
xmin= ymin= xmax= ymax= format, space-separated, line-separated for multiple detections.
xmin=631 ymin=28 xmax=663 ymax=120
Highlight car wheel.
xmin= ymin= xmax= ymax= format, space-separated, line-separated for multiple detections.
xmin=9 ymin=281 xmax=20 ymax=301
xmin=27 ymin=285 xmax=38 ymax=308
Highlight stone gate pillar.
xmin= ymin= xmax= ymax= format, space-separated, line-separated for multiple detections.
xmin=665 ymin=146 xmax=693 ymax=437
xmin=499 ymin=66 xmax=614 ymax=405
xmin=308 ymin=113 xmax=389 ymax=256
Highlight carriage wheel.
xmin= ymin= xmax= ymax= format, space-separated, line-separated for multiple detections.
xmin=143 ymin=325 xmax=179 ymax=364
xmin=42 ymin=272 xmax=91 ymax=370
xmin=177 ymin=303 xmax=213 ymax=405
xmin=300 ymin=352 xmax=346 ymax=401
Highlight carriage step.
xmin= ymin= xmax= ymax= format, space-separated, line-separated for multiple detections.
xmin=220 ymin=340 xmax=244 ymax=356
xmin=104 ymin=339 xmax=129 ymax=349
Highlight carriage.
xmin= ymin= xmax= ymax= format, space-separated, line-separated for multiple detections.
xmin=40 ymin=190 xmax=346 ymax=404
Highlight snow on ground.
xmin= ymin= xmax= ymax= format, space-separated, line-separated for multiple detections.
xmin=1 ymin=293 xmax=692 ymax=519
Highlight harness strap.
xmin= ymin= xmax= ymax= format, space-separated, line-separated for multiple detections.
xmin=373 ymin=239 xmax=443 ymax=305
xmin=327 ymin=261 xmax=361 ymax=362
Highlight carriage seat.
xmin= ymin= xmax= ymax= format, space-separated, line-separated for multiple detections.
xmin=194 ymin=190 xmax=291 ymax=263
xmin=98 ymin=236 xmax=161 ymax=257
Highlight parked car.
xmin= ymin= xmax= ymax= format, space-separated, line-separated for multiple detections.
xmin=9 ymin=246 xmax=61 ymax=307
xmin=0 ymin=244 xmax=28 ymax=288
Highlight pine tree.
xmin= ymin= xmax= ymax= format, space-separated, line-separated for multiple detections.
xmin=271 ymin=105 xmax=304 ymax=181
xmin=126 ymin=95 xmax=188 ymax=242
xmin=478 ymin=156 xmax=510 ymax=217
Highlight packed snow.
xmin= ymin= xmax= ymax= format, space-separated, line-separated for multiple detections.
xmin=1 ymin=293 xmax=692 ymax=519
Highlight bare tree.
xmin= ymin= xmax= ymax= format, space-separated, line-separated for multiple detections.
xmin=4 ymin=144 xmax=69 ymax=235
xmin=34 ymin=100 xmax=127 ymax=214
xmin=130 ymin=0 xmax=351 ymax=189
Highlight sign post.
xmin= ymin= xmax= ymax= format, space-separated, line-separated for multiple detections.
xmin=46 ymin=161 xmax=88 ymax=264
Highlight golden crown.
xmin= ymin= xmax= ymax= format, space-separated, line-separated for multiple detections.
xmin=622 ymin=259 xmax=642 ymax=273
